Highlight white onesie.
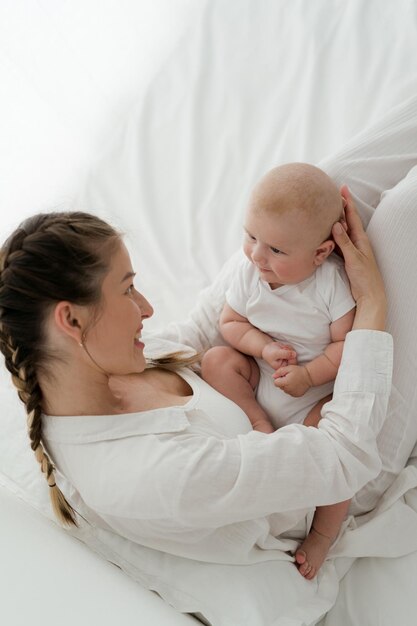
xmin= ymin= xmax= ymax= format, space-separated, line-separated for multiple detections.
xmin=226 ymin=253 xmax=356 ymax=428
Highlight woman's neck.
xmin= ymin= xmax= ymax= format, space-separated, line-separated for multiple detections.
xmin=40 ymin=360 xmax=124 ymax=417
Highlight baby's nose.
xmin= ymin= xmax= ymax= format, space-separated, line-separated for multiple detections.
xmin=252 ymin=243 xmax=266 ymax=264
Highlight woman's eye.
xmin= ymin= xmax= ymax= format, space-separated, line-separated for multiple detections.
xmin=126 ymin=284 xmax=134 ymax=295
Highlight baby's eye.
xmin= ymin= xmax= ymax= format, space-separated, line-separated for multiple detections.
xmin=246 ymin=232 xmax=256 ymax=241
xmin=270 ymin=246 xmax=282 ymax=254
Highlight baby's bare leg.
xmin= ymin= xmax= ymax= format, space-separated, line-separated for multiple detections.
xmin=296 ymin=394 xmax=351 ymax=579
xmin=303 ymin=394 xmax=332 ymax=428
xmin=295 ymin=499 xmax=350 ymax=579
xmin=201 ymin=346 xmax=275 ymax=433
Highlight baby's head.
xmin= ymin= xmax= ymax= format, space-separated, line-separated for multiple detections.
xmin=243 ymin=163 xmax=345 ymax=288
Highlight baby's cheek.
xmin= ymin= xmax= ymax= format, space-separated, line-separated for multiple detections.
xmin=242 ymin=244 xmax=254 ymax=263
xmin=271 ymin=259 xmax=286 ymax=274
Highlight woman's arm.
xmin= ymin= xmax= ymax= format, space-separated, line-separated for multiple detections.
xmin=162 ymin=331 xmax=392 ymax=527
xmin=95 ymin=331 xmax=392 ymax=529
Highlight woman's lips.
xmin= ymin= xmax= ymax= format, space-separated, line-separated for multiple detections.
xmin=134 ymin=327 xmax=144 ymax=348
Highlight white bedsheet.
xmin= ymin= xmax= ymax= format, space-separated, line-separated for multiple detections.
xmin=76 ymin=0 xmax=417 ymax=332
xmin=2 ymin=1 xmax=417 ymax=625
xmin=0 ymin=484 xmax=194 ymax=626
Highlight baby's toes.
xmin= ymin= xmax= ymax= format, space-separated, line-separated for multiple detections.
xmin=305 ymin=566 xmax=316 ymax=580
xmin=295 ymin=549 xmax=306 ymax=565
xmin=299 ymin=559 xmax=311 ymax=577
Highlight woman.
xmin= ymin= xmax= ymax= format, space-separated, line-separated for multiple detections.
xmin=0 ymin=189 xmax=391 ymax=571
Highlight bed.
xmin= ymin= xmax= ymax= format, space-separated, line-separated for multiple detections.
xmin=2 ymin=1 xmax=417 ymax=624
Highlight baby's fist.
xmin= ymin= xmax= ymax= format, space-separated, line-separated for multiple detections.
xmin=273 ymin=365 xmax=312 ymax=397
xmin=262 ymin=342 xmax=297 ymax=369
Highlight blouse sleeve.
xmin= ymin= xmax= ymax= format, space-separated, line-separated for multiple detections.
xmin=157 ymin=330 xmax=393 ymax=527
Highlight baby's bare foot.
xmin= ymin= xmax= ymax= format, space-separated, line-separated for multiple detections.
xmin=295 ymin=527 xmax=333 ymax=580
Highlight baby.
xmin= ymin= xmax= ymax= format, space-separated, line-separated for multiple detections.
xmin=202 ymin=162 xmax=356 ymax=579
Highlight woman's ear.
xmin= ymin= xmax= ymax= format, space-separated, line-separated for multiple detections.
xmin=314 ymin=239 xmax=335 ymax=266
xmin=53 ymin=301 xmax=85 ymax=345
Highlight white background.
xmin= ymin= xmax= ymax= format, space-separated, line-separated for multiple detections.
xmin=0 ymin=0 xmax=198 ymax=234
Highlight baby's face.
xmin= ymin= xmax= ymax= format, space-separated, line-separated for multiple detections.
xmin=243 ymin=207 xmax=332 ymax=289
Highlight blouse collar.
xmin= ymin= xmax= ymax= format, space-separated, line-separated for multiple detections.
xmin=42 ymin=407 xmax=190 ymax=444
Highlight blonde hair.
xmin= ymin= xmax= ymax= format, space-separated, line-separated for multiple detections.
xmin=250 ymin=162 xmax=344 ymax=242
xmin=148 ymin=351 xmax=201 ymax=370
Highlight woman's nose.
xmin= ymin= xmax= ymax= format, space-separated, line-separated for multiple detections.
xmin=136 ymin=293 xmax=154 ymax=320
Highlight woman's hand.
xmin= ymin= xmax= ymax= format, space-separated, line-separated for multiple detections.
xmin=333 ymin=186 xmax=387 ymax=331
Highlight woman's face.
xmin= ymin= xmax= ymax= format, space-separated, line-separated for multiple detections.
xmin=82 ymin=241 xmax=153 ymax=375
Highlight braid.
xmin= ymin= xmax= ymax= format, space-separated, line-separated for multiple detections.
xmin=0 ymin=211 xmax=119 ymax=529
xmin=1 ymin=323 xmax=78 ymax=527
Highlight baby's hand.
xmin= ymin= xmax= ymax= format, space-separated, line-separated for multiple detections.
xmin=273 ymin=365 xmax=312 ymax=397
xmin=262 ymin=342 xmax=297 ymax=369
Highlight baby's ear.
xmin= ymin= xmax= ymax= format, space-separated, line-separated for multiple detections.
xmin=314 ymin=239 xmax=335 ymax=266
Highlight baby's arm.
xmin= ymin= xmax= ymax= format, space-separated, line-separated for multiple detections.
xmin=220 ymin=303 xmax=296 ymax=368
xmin=304 ymin=307 xmax=356 ymax=386
xmin=273 ymin=308 xmax=355 ymax=396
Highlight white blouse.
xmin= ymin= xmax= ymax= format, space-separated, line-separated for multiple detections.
xmin=42 ymin=330 xmax=392 ymax=564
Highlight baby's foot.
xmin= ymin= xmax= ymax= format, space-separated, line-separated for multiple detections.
xmin=294 ymin=527 xmax=334 ymax=580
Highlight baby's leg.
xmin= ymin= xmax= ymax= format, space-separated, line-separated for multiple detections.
xmin=296 ymin=394 xmax=350 ymax=579
xmin=201 ymin=346 xmax=275 ymax=433
xmin=302 ymin=394 xmax=332 ymax=428
xmin=295 ymin=500 xmax=350 ymax=580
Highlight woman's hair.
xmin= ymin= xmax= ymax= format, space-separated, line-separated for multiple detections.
xmin=0 ymin=211 xmax=122 ymax=527
xmin=0 ymin=211 xmax=200 ymax=528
